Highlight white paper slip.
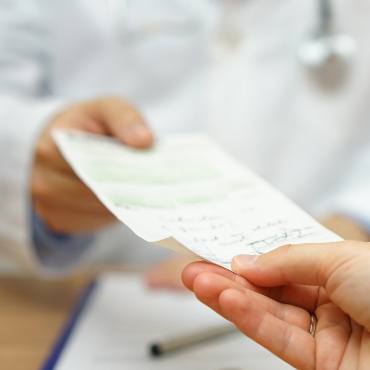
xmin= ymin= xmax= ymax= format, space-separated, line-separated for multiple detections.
xmin=51 ymin=274 xmax=292 ymax=370
xmin=53 ymin=129 xmax=341 ymax=269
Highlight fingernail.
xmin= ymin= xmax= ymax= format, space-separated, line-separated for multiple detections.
xmin=231 ymin=255 xmax=259 ymax=274
xmin=128 ymin=125 xmax=152 ymax=143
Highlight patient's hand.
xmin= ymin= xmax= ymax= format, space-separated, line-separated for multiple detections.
xmin=183 ymin=241 xmax=370 ymax=370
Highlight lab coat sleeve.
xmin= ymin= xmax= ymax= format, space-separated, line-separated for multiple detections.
xmin=0 ymin=95 xmax=74 ymax=274
xmin=318 ymin=145 xmax=370 ymax=234
xmin=0 ymin=0 xmax=93 ymax=274
xmin=31 ymin=210 xmax=94 ymax=269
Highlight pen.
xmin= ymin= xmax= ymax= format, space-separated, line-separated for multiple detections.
xmin=149 ymin=324 xmax=236 ymax=357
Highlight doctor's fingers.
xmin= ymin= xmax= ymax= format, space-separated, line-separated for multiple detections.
xmin=32 ymin=166 xmax=114 ymax=214
xmin=183 ymin=261 xmax=323 ymax=312
xmin=192 ymin=272 xmax=311 ymax=330
xmin=35 ymin=97 xmax=153 ymax=173
xmin=87 ymin=97 xmax=154 ymax=148
xmin=36 ymin=104 xmax=111 ymax=174
xmin=34 ymin=132 xmax=76 ymax=175
xmin=33 ymin=205 xmax=116 ymax=235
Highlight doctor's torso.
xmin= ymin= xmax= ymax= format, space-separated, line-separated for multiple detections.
xmin=16 ymin=0 xmax=370 ymax=212
xmin=29 ymin=0 xmax=368 ymax=209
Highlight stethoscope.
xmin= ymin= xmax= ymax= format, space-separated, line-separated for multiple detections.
xmin=298 ymin=0 xmax=356 ymax=90
xmin=115 ymin=0 xmax=356 ymax=90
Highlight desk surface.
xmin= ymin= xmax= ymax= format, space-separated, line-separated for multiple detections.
xmin=0 ymin=274 xmax=93 ymax=370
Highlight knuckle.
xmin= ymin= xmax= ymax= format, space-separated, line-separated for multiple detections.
xmin=99 ymin=96 xmax=127 ymax=111
xmin=270 ymin=244 xmax=295 ymax=282
xmin=35 ymin=140 xmax=54 ymax=163
xmin=123 ymin=109 xmax=143 ymax=124
xmin=325 ymin=252 xmax=354 ymax=289
xmin=279 ymin=243 xmax=294 ymax=257
xmin=278 ymin=324 xmax=293 ymax=358
xmin=103 ymin=97 xmax=141 ymax=117
xmin=31 ymin=176 xmax=50 ymax=202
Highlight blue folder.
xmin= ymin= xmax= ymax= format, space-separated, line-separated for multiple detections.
xmin=41 ymin=281 xmax=97 ymax=370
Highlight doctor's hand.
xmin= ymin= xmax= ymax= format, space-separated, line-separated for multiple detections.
xmin=32 ymin=97 xmax=153 ymax=234
xmin=182 ymin=241 xmax=370 ymax=370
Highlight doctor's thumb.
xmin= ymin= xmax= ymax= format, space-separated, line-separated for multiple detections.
xmin=231 ymin=241 xmax=362 ymax=289
xmin=91 ymin=97 xmax=154 ymax=149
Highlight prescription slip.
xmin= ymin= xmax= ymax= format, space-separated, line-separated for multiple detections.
xmin=43 ymin=274 xmax=292 ymax=370
xmin=54 ymin=130 xmax=340 ymax=269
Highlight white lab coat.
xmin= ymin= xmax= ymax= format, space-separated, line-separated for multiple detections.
xmin=0 ymin=0 xmax=369 ymax=274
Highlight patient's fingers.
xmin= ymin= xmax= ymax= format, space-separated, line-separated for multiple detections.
xmin=192 ymin=272 xmax=246 ymax=313
xmin=219 ymin=289 xmax=315 ymax=370
xmin=267 ymin=284 xmax=326 ymax=312
xmin=192 ymin=272 xmax=311 ymax=330
xmin=182 ymin=261 xmax=253 ymax=290
xmin=183 ymin=261 xmax=325 ymax=311
xmin=189 ymin=270 xmax=316 ymax=368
